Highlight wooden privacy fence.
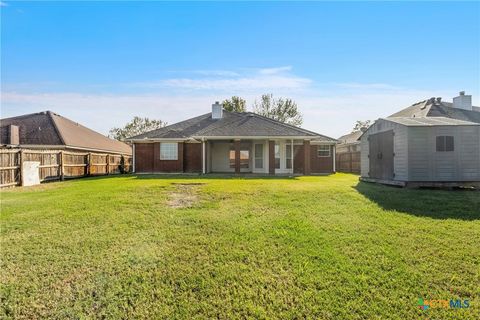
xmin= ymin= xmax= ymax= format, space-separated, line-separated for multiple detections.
xmin=336 ymin=151 xmax=361 ymax=174
xmin=0 ymin=149 xmax=132 ymax=188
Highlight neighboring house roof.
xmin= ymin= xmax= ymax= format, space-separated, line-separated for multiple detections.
xmin=129 ymin=111 xmax=337 ymax=142
xmin=358 ymin=97 xmax=480 ymax=141
xmin=337 ymin=131 xmax=362 ymax=145
xmin=385 ymin=116 xmax=479 ymax=127
xmin=0 ymin=111 xmax=132 ymax=154
xmin=389 ymin=99 xmax=480 ymax=124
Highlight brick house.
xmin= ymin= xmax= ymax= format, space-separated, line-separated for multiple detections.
xmin=128 ymin=102 xmax=337 ymax=175
xmin=1 ymin=111 xmax=131 ymax=155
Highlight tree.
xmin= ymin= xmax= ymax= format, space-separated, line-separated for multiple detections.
xmin=109 ymin=116 xmax=167 ymax=141
xmin=222 ymin=96 xmax=247 ymax=112
xmin=352 ymin=120 xmax=372 ymax=132
xmin=253 ymin=94 xmax=303 ymax=126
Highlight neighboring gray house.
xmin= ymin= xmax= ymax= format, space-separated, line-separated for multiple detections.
xmin=360 ymin=92 xmax=480 ymax=187
xmin=337 ymin=131 xmax=362 ymax=154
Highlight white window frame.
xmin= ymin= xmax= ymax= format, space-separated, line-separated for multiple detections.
xmin=317 ymin=145 xmax=331 ymax=157
xmin=285 ymin=144 xmax=292 ymax=169
xmin=254 ymin=143 xmax=264 ymax=169
xmin=160 ymin=142 xmax=178 ymax=160
xmin=274 ymin=143 xmax=281 ymax=169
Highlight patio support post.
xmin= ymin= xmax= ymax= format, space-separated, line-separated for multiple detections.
xmin=202 ymin=139 xmax=206 ymax=174
xmin=291 ymin=139 xmax=294 ymax=174
xmin=303 ymin=140 xmax=311 ymax=175
xmin=132 ymin=144 xmax=136 ymax=173
xmin=234 ymin=139 xmax=241 ymax=174
xmin=268 ymin=140 xmax=275 ymax=175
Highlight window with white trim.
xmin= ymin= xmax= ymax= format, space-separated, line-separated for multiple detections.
xmin=317 ymin=145 xmax=331 ymax=157
xmin=160 ymin=142 xmax=178 ymax=160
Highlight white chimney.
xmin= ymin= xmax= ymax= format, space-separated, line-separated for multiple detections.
xmin=212 ymin=101 xmax=223 ymax=119
xmin=452 ymin=91 xmax=472 ymax=111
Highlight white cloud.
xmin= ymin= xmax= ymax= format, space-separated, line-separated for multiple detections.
xmin=1 ymin=92 xmax=218 ymax=135
xmin=0 ymin=2 xmax=8 ymax=7
xmin=156 ymin=75 xmax=311 ymax=91
xmin=2 ymin=86 xmax=463 ymax=139
xmin=258 ymin=66 xmax=292 ymax=75
xmin=334 ymin=82 xmax=402 ymax=90
xmin=129 ymin=66 xmax=311 ymax=92
xmin=4 ymin=64 xmax=477 ymax=138
xmin=191 ymin=70 xmax=240 ymax=77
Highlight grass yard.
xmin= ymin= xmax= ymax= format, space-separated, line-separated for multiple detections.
xmin=1 ymin=174 xmax=479 ymax=319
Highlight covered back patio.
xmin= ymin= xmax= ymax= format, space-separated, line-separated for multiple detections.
xmin=201 ymin=139 xmax=335 ymax=175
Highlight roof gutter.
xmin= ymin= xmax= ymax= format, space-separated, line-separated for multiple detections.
xmin=12 ymin=144 xmax=132 ymax=155
xmin=191 ymin=135 xmax=337 ymax=142
xmin=128 ymin=138 xmax=191 ymax=143
xmin=128 ymin=135 xmax=338 ymax=143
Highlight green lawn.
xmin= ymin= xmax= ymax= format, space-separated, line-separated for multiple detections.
xmin=1 ymin=174 xmax=479 ymax=319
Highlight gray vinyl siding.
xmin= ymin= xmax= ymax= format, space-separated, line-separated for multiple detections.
xmin=360 ymin=136 xmax=369 ymax=177
xmin=407 ymin=125 xmax=480 ymax=181
xmin=393 ymin=125 xmax=408 ymax=180
xmin=458 ymin=126 xmax=480 ymax=180
xmin=408 ymin=127 xmax=430 ymax=180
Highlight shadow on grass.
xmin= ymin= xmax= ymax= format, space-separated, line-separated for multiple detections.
xmin=52 ymin=173 xmax=314 ymax=186
xmin=354 ymin=182 xmax=480 ymax=221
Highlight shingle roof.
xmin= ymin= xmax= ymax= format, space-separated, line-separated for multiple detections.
xmin=129 ymin=111 xmax=337 ymax=142
xmin=0 ymin=112 xmax=63 ymax=145
xmin=1 ymin=111 xmax=132 ymax=154
xmin=337 ymin=131 xmax=363 ymax=145
xmin=385 ymin=116 xmax=479 ymax=127
xmin=388 ymin=99 xmax=480 ymax=124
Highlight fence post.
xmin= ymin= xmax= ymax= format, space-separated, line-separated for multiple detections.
xmin=87 ymin=152 xmax=92 ymax=176
xmin=18 ymin=150 xmax=23 ymax=186
xmin=106 ymin=154 xmax=110 ymax=175
xmin=349 ymin=152 xmax=352 ymax=173
xmin=60 ymin=151 xmax=65 ymax=180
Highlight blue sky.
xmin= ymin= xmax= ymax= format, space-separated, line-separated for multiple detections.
xmin=1 ymin=1 xmax=479 ymax=137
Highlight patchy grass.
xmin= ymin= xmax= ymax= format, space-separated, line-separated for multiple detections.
xmin=1 ymin=174 xmax=479 ymax=319
xmin=166 ymin=183 xmax=203 ymax=209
